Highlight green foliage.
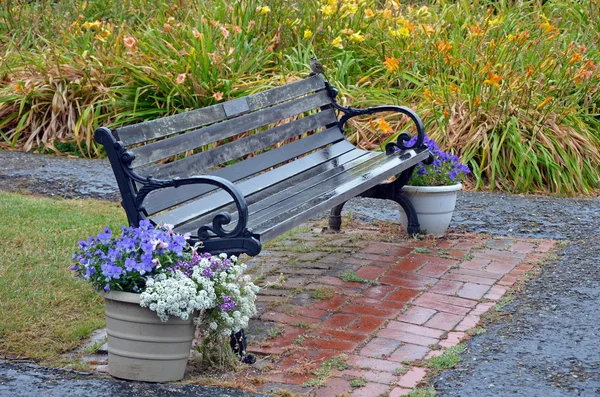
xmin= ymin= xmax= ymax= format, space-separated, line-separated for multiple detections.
xmin=339 ymin=270 xmax=364 ymax=283
xmin=1 ymin=0 xmax=599 ymax=195
xmin=424 ymin=343 xmax=466 ymax=371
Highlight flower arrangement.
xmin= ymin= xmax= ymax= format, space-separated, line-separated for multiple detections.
xmin=71 ymin=220 xmax=258 ymax=339
xmin=406 ymin=133 xmax=470 ymax=187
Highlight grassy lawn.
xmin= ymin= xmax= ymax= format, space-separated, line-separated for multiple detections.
xmin=0 ymin=192 xmax=126 ymax=361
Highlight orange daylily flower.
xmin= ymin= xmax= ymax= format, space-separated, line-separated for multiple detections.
xmin=383 ymin=56 xmax=400 ymax=73
xmin=370 ymin=116 xmax=393 ymax=133
xmin=484 ymin=72 xmax=502 ymax=88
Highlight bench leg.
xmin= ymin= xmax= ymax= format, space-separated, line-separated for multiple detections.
xmin=393 ymin=191 xmax=421 ymax=235
xmin=328 ymin=202 xmax=346 ymax=232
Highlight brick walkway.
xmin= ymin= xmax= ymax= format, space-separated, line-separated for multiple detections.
xmin=242 ymin=222 xmax=556 ymax=396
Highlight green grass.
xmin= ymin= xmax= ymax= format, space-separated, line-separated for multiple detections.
xmin=0 ymin=192 xmax=126 ymax=360
xmin=424 ymin=344 xmax=466 ymax=372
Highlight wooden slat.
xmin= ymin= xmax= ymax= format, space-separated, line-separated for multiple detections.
xmin=252 ymin=150 xmax=431 ymax=242
xmin=129 ymin=90 xmax=332 ymax=168
xmin=150 ymin=141 xmax=361 ymax=225
xmin=142 ymin=128 xmax=347 ymax=214
xmin=146 ymin=109 xmax=338 ymax=179
xmin=173 ymin=149 xmax=378 ymax=235
xmin=116 ymin=76 xmax=326 ymax=146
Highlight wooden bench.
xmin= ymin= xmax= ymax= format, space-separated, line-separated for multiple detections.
xmin=95 ymin=74 xmax=431 ymax=257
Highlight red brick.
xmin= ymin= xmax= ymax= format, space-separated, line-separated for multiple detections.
xmin=457 ymin=283 xmax=491 ymax=300
xmin=485 ymin=261 xmax=516 ymax=275
xmin=393 ymin=254 xmax=429 ymax=273
xmin=537 ymin=240 xmax=556 ymax=252
xmin=387 ymin=247 xmax=414 ymax=257
xmin=360 ymin=337 xmax=402 ymax=358
xmin=314 ymin=377 xmax=352 ymax=397
xmin=483 ymin=285 xmax=507 ymax=301
xmin=386 ymin=321 xmax=445 ymax=339
xmin=454 ymin=268 xmax=502 ymax=280
xmin=385 ymin=288 xmax=421 ymax=303
xmin=471 ymin=302 xmax=495 ymax=316
xmin=347 ymin=354 xmax=402 ymax=373
xmin=356 ymin=266 xmax=387 ymax=281
xmin=442 ymin=273 xmax=496 ymax=286
xmin=338 ymin=369 xmax=397 ymax=385
xmin=378 ymin=329 xmax=439 ymax=346
xmin=342 ymin=304 xmax=397 ymax=318
xmin=362 ymin=242 xmax=394 ymax=254
xmin=361 ymin=285 xmax=395 ymax=299
xmin=315 ymin=329 xmax=370 ymax=344
xmin=418 ymin=262 xmax=457 ymax=278
xmin=389 ymin=387 xmax=412 ymax=396
xmin=460 ymin=258 xmax=491 ymax=271
xmin=265 ymin=373 xmax=314 ymax=385
xmin=424 ymin=350 xmax=443 ymax=359
xmin=381 ymin=273 xmax=436 ymax=290
xmin=353 ymin=297 xmax=407 ymax=310
xmin=438 ymin=331 xmax=465 ymax=348
xmin=322 ymin=313 xmax=357 ymax=329
xmin=424 ymin=312 xmax=464 ymax=331
xmin=389 ymin=343 xmax=430 ymax=362
xmin=350 ymin=382 xmax=390 ymax=397
xmin=311 ymin=295 xmax=348 ymax=310
xmin=454 ymin=240 xmax=486 ymax=251
xmin=429 ymin=280 xmax=463 ymax=295
xmin=511 ymin=264 xmax=534 ymax=275
xmin=436 ymin=240 xmax=457 ymax=249
xmin=416 ymin=293 xmax=477 ymax=308
xmin=286 ymin=306 xmax=329 ymax=320
xmin=349 ymin=315 xmax=387 ymax=333
xmin=397 ymin=306 xmax=437 ymax=325
xmin=303 ymin=337 xmax=359 ymax=352
xmin=473 ymin=249 xmax=524 ymax=263
xmin=356 ymin=253 xmax=400 ymax=264
xmin=319 ymin=276 xmax=363 ymax=288
xmin=455 ymin=315 xmax=480 ymax=332
xmin=498 ymin=274 xmax=518 ymax=286
xmin=261 ymin=312 xmax=319 ymax=325
xmin=397 ymin=367 xmax=427 ymax=388
xmin=509 ymin=241 xmax=537 ymax=254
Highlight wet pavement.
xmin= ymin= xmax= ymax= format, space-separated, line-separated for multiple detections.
xmin=1 ymin=150 xmax=599 ymax=396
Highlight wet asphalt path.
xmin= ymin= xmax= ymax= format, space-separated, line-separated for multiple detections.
xmin=1 ymin=151 xmax=599 ymax=396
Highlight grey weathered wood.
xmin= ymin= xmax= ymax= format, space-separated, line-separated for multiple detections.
xmin=171 ymin=148 xmax=430 ymax=239
xmin=116 ymin=76 xmax=326 ymax=146
xmin=151 ymin=140 xmax=363 ymax=226
xmin=129 ymin=90 xmax=332 ymax=168
xmin=148 ymin=109 xmax=338 ymax=179
xmin=164 ymin=148 xmax=374 ymax=232
xmin=143 ymin=128 xmax=349 ymax=214
xmin=170 ymin=149 xmax=377 ymax=233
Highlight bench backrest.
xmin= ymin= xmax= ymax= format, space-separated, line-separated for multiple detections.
xmin=112 ymin=75 xmax=344 ymax=216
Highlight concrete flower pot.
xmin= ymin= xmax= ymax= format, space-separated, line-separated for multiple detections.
xmin=399 ymin=183 xmax=462 ymax=237
xmin=101 ymin=291 xmax=196 ymax=382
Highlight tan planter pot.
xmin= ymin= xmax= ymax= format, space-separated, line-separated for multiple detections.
xmin=101 ymin=291 xmax=196 ymax=382
xmin=400 ymin=183 xmax=462 ymax=237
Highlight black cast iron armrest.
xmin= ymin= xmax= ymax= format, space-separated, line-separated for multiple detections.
xmin=322 ymin=81 xmax=426 ymax=155
xmin=134 ymin=175 xmax=251 ymax=242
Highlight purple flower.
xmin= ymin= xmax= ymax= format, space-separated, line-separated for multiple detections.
xmin=220 ymin=296 xmax=238 ymax=312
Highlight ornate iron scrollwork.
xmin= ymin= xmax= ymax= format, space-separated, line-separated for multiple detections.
xmin=322 ymin=80 xmax=427 ymax=153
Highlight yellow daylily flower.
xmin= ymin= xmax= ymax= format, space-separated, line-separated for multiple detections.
xmin=332 ymin=36 xmax=344 ymax=49
xmin=304 ymin=29 xmax=313 ymax=39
